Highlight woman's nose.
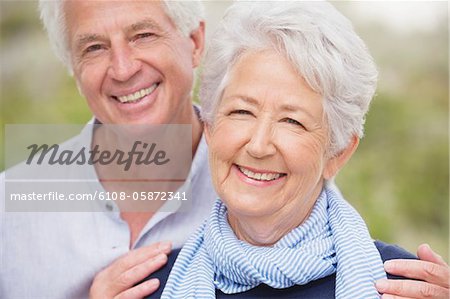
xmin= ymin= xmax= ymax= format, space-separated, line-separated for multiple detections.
xmin=245 ymin=120 xmax=276 ymax=159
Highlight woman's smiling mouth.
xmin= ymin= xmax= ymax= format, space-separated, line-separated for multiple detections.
xmin=236 ymin=164 xmax=286 ymax=182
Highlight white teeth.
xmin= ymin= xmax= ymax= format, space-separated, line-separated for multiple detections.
xmin=238 ymin=166 xmax=283 ymax=181
xmin=117 ymin=83 xmax=158 ymax=103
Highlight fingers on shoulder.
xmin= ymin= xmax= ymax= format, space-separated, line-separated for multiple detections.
xmin=417 ymin=244 xmax=448 ymax=266
xmin=117 ymin=253 xmax=168 ymax=288
xmin=113 ymin=241 xmax=172 ymax=274
xmin=377 ymin=279 xmax=449 ymax=299
xmin=115 ymin=278 xmax=160 ymax=299
xmin=385 ymin=259 xmax=449 ymax=286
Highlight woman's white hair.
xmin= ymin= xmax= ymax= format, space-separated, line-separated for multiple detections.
xmin=38 ymin=0 xmax=205 ymax=74
xmin=200 ymin=1 xmax=378 ymax=155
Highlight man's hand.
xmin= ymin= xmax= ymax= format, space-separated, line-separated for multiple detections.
xmin=89 ymin=241 xmax=172 ymax=299
xmin=376 ymin=243 xmax=449 ymax=299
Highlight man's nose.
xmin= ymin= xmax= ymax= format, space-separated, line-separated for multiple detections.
xmin=245 ymin=120 xmax=277 ymax=159
xmin=108 ymin=42 xmax=141 ymax=82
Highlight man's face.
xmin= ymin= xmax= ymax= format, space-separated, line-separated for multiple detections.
xmin=65 ymin=0 xmax=204 ymax=125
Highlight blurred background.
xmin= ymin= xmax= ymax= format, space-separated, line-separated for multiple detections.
xmin=1 ymin=1 xmax=448 ymax=258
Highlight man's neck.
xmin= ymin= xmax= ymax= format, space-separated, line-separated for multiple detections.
xmin=94 ymin=105 xmax=204 ymax=248
xmin=121 ymin=211 xmax=155 ymax=249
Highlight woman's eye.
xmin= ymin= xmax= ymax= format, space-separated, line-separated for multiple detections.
xmin=229 ymin=109 xmax=252 ymax=116
xmin=282 ymin=118 xmax=304 ymax=128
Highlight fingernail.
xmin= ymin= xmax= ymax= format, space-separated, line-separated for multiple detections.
xmin=423 ymin=243 xmax=431 ymax=251
xmin=383 ymin=260 xmax=395 ymax=271
xmin=375 ymin=279 xmax=389 ymax=291
xmin=158 ymin=241 xmax=172 ymax=252
xmin=147 ymin=278 xmax=159 ymax=287
xmin=155 ymin=253 xmax=167 ymax=262
xmin=381 ymin=295 xmax=394 ymax=299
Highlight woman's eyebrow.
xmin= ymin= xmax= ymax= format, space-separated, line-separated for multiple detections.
xmin=226 ymin=95 xmax=259 ymax=106
xmin=279 ymin=103 xmax=316 ymax=119
xmin=225 ymin=96 xmax=315 ymax=117
xmin=280 ymin=103 xmax=301 ymax=112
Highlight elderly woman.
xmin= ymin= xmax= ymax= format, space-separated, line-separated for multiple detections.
xmin=161 ymin=2 xmax=448 ymax=298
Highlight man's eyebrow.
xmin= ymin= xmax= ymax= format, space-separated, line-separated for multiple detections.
xmin=128 ymin=18 xmax=163 ymax=33
xmin=73 ymin=18 xmax=162 ymax=51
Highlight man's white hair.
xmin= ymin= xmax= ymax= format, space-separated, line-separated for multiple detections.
xmin=200 ymin=1 xmax=378 ymax=155
xmin=38 ymin=0 xmax=205 ymax=74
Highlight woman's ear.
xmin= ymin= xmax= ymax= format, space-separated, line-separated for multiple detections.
xmin=323 ymin=135 xmax=359 ymax=180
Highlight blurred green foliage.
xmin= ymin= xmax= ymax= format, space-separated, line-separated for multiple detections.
xmin=334 ymin=7 xmax=449 ymax=257
xmin=1 ymin=2 xmax=448 ymax=258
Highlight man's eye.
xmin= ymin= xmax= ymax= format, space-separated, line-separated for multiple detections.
xmin=134 ymin=32 xmax=155 ymax=41
xmin=84 ymin=44 xmax=103 ymax=54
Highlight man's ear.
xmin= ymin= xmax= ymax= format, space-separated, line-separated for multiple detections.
xmin=75 ymin=79 xmax=85 ymax=97
xmin=323 ymin=135 xmax=359 ymax=179
xmin=190 ymin=21 xmax=205 ymax=67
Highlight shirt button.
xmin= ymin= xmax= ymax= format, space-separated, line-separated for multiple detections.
xmin=105 ymin=203 xmax=113 ymax=211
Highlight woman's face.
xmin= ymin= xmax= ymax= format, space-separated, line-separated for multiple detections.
xmin=206 ymin=50 xmax=340 ymax=243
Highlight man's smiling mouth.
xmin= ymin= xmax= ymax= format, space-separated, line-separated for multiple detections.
xmin=113 ymin=83 xmax=159 ymax=104
xmin=237 ymin=164 xmax=286 ymax=181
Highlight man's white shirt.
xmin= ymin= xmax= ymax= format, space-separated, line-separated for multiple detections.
xmin=0 ymin=122 xmax=217 ymax=298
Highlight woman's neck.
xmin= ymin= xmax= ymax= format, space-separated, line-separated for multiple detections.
xmin=227 ymin=185 xmax=323 ymax=246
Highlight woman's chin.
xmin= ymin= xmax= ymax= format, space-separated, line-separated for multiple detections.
xmin=225 ymin=198 xmax=274 ymax=219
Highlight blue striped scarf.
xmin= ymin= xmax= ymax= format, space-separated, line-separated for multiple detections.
xmin=162 ymin=186 xmax=386 ymax=298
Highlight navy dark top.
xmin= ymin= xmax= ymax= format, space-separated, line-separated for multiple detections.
xmin=144 ymin=240 xmax=416 ymax=298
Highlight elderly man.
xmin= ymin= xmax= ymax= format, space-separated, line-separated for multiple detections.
xmin=1 ymin=0 xmax=213 ymax=298
xmin=0 ymin=1 xmax=448 ymax=298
